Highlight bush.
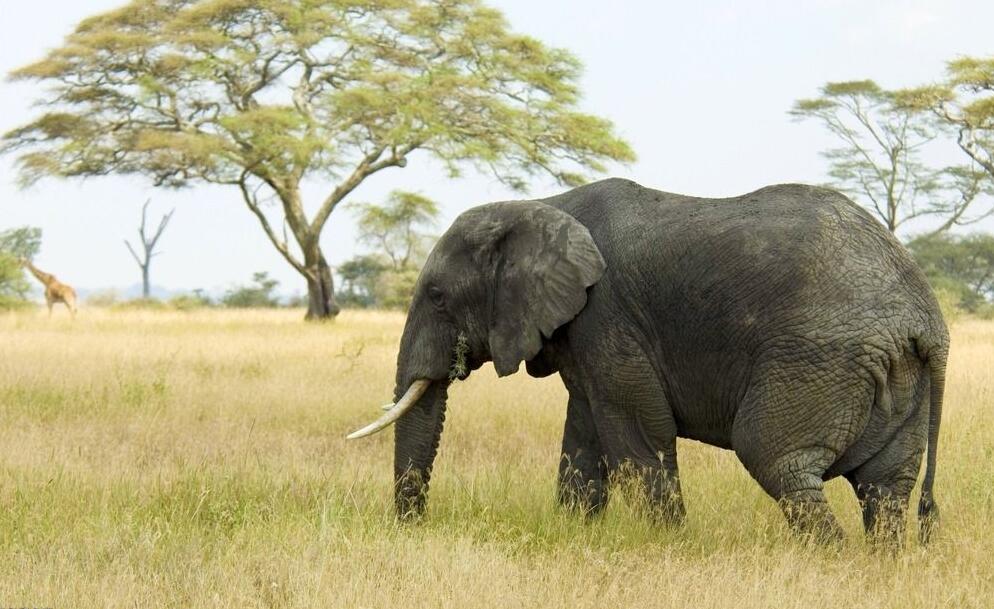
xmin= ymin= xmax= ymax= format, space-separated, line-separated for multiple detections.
xmin=222 ymin=272 xmax=281 ymax=308
xmin=86 ymin=289 xmax=120 ymax=307
xmin=374 ymin=267 xmax=420 ymax=310
xmin=338 ymin=254 xmax=389 ymax=308
xmin=908 ymin=232 xmax=994 ymax=315
xmin=0 ymin=253 xmax=33 ymax=310
xmin=0 ymin=227 xmax=41 ymax=309
xmin=932 ymin=287 xmax=965 ymax=324
xmin=168 ymin=290 xmax=214 ymax=311
xmin=112 ymin=298 xmax=168 ymax=311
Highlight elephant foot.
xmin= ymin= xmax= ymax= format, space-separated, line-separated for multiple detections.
xmin=642 ymin=493 xmax=686 ymax=527
xmin=637 ymin=468 xmax=686 ymax=527
xmin=851 ymin=481 xmax=915 ymax=551
xmin=557 ymin=469 xmax=608 ymax=518
xmin=779 ymin=490 xmax=845 ymax=544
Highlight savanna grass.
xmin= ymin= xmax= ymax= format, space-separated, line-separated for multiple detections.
xmin=0 ymin=308 xmax=991 ymax=608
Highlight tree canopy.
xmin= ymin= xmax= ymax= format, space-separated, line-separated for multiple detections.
xmin=0 ymin=227 xmax=42 ymax=308
xmin=351 ymin=190 xmax=437 ymax=271
xmin=897 ymin=56 xmax=994 ymax=185
xmin=791 ymin=80 xmax=993 ymax=234
xmin=907 ymin=232 xmax=994 ymax=314
xmin=339 ymin=189 xmax=438 ymax=308
xmin=1 ymin=0 xmax=634 ymax=318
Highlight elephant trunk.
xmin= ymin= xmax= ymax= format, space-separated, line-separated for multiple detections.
xmin=390 ymin=301 xmax=457 ymax=518
xmin=393 ymin=379 xmax=450 ymax=518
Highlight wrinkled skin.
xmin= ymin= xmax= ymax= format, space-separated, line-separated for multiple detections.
xmin=385 ymin=178 xmax=948 ymax=545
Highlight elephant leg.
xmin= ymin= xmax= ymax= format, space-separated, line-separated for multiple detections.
xmin=744 ymin=446 xmax=843 ymax=542
xmin=847 ymin=480 xmax=913 ymax=550
xmin=846 ymin=357 xmax=930 ymax=549
xmin=732 ymin=365 xmax=865 ymax=543
xmin=566 ymin=342 xmax=685 ymax=525
xmin=631 ymin=446 xmax=685 ymax=526
xmin=845 ymin=403 xmax=928 ymax=548
xmin=558 ymin=393 xmax=608 ymax=516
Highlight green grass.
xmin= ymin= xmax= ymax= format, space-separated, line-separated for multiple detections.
xmin=0 ymin=308 xmax=991 ymax=608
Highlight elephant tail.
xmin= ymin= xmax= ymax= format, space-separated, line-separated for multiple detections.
xmin=917 ymin=343 xmax=947 ymax=545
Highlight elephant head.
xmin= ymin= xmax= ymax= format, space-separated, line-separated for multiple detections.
xmin=348 ymin=200 xmax=606 ymax=517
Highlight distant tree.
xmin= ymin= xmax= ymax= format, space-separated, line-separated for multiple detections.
xmin=352 ymin=191 xmax=439 ymax=271
xmin=907 ymin=232 xmax=994 ymax=312
xmin=791 ymin=80 xmax=992 ymax=234
xmin=1 ymin=0 xmax=634 ymax=320
xmin=0 ymin=227 xmax=42 ymax=308
xmin=0 ymin=227 xmax=42 ymax=260
xmin=338 ymin=254 xmax=389 ymax=308
xmin=338 ymin=191 xmax=440 ymax=309
xmin=374 ymin=265 xmax=422 ymax=309
xmin=897 ymin=56 xmax=994 ymax=199
xmin=125 ymin=199 xmax=175 ymax=299
xmin=222 ymin=272 xmax=280 ymax=308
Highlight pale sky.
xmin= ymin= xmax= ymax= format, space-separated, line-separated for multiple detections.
xmin=2 ymin=0 xmax=993 ymax=297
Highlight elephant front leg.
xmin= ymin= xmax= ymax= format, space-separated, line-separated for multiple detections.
xmin=633 ymin=446 xmax=685 ymax=526
xmin=558 ymin=394 xmax=608 ymax=516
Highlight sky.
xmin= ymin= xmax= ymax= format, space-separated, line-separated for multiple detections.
xmin=1 ymin=0 xmax=993 ymax=298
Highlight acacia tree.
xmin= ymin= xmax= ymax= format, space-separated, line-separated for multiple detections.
xmin=791 ymin=80 xmax=992 ymax=234
xmin=898 ymin=57 xmax=994 ymax=185
xmin=352 ymin=190 xmax=438 ymax=271
xmin=340 ymin=190 xmax=438 ymax=308
xmin=125 ymin=199 xmax=175 ymax=298
xmin=1 ymin=0 xmax=634 ymax=319
xmin=0 ymin=227 xmax=42 ymax=308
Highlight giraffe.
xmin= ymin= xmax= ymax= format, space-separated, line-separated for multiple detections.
xmin=19 ymin=259 xmax=78 ymax=317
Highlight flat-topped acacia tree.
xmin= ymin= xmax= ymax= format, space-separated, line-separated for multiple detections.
xmin=1 ymin=0 xmax=634 ymax=319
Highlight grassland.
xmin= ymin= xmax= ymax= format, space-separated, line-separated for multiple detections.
xmin=0 ymin=308 xmax=991 ymax=608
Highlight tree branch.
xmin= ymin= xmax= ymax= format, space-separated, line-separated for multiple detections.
xmin=309 ymin=143 xmax=419 ymax=234
xmin=124 ymin=239 xmax=144 ymax=268
xmin=237 ymin=170 xmax=307 ymax=277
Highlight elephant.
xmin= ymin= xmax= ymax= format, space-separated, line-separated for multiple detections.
xmin=349 ymin=178 xmax=948 ymax=545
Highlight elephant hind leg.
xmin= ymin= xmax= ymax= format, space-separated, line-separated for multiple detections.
xmin=845 ymin=422 xmax=928 ymax=548
xmin=846 ymin=352 xmax=931 ymax=549
xmin=748 ymin=447 xmax=846 ymax=543
xmin=732 ymin=365 xmax=866 ymax=543
xmin=846 ymin=478 xmax=914 ymax=549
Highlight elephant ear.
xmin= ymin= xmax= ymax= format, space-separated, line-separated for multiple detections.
xmin=482 ymin=202 xmax=605 ymax=377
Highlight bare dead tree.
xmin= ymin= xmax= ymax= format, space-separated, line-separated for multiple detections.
xmin=125 ymin=200 xmax=174 ymax=299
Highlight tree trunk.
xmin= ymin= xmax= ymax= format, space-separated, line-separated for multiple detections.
xmin=142 ymin=264 xmax=150 ymax=299
xmin=303 ymin=247 xmax=340 ymax=320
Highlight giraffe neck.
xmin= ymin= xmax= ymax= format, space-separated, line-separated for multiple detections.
xmin=23 ymin=261 xmax=55 ymax=286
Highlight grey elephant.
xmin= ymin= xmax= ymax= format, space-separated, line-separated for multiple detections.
xmin=349 ymin=178 xmax=948 ymax=544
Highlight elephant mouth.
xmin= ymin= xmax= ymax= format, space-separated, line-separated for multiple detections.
xmin=346 ymin=331 xmax=475 ymax=440
xmin=346 ymin=379 xmax=431 ymax=439
xmin=447 ymin=332 xmax=471 ymax=380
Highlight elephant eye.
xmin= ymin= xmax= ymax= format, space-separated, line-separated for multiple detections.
xmin=428 ymin=285 xmax=446 ymax=308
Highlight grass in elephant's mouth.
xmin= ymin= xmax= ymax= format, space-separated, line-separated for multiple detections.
xmin=0 ymin=308 xmax=991 ymax=608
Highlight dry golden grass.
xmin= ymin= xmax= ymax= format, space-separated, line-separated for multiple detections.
xmin=0 ymin=308 xmax=991 ymax=608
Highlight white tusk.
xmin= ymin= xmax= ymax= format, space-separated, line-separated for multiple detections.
xmin=347 ymin=379 xmax=431 ymax=440
xmin=381 ymin=402 xmax=394 ymax=411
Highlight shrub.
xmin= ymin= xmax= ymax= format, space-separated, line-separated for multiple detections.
xmin=86 ymin=289 xmax=120 ymax=307
xmin=222 ymin=273 xmax=281 ymax=308
xmin=168 ymin=290 xmax=214 ymax=311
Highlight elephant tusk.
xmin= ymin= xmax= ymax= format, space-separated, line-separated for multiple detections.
xmin=346 ymin=379 xmax=431 ymax=440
